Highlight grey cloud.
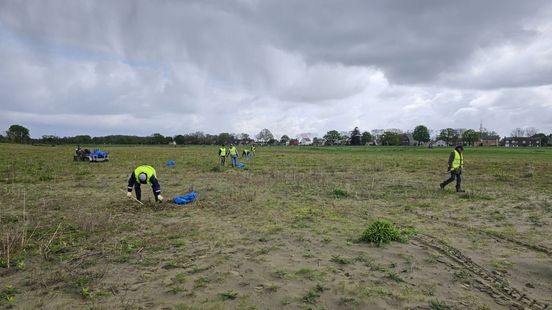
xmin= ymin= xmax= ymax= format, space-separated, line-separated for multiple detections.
xmin=1 ymin=0 xmax=552 ymax=137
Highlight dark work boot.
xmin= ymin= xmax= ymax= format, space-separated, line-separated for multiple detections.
xmin=456 ymin=185 xmax=465 ymax=192
xmin=439 ymin=183 xmax=445 ymax=189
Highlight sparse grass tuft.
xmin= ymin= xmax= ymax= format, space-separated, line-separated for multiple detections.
xmin=330 ymin=255 xmax=351 ymax=265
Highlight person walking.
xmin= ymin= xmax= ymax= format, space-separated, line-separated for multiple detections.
xmin=218 ymin=144 xmax=227 ymax=166
xmin=250 ymin=144 xmax=256 ymax=157
xmin=229 ymin=144 xmax=239 ymax=167
xmin=127 ymin=165 xmax=163 ymax=202
xmin=439 ymin=145 xmax=465 ymax=192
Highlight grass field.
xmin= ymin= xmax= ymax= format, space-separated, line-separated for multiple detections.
xmin=1 ymin=144 xmax=551 ymax=309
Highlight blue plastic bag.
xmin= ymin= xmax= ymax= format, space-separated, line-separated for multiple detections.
xmin=172 ymin=191 xmax=197 ymax=204
xmin=91 ymin=149 xmax=108 ymax=158
xmin=166 ymin=160 xmax=175 ymax=166
xmin=236 ymin=162 xmax=245 ymax=168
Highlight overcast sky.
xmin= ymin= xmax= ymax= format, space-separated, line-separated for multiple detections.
xmin=1 ymin=0 xmax=551 ymax=139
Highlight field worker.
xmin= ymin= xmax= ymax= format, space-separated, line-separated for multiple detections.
xmin=439 ymin=145 xmax=465 ymax=192
xmin=242 ymin=148 xmax=251 ymax=159
xmin=127 ymin=165 xmax=163 ymax=202
xmin=229 ymin=144 xmax=239 ymax=167
xmin=251 ymin=144 xmax=256 ymax=157
xmin=218 ymin=144 xmax=227 ymax=166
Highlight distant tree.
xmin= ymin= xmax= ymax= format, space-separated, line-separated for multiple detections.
xmin=149 ymin=133 xmax=166 ymax=144
xmin=340 ymin=131 xmax=350 ymax=144
xmin=481 ymin=130 xmax=499 ymax=139
xmin=370 ymin=129 xmax=385 ymax=144
xmin=412 ymin=125 xmax=430 ymax=145
xmin=525 ymin=127 xmax=538 ymax=137
xmin=217 ymin=132 xmax=232 ymax=144
xmin=239 ymin=133 xmax=250 ymax=141
xmin=312 ymin=137 xmax=324 ymax=146
xmin=174 ymin=135 xmax=185 ymax=145
xmin=323 ymin=130 xmax=341 ymax=145
xmin=0 ymin=134 xmax=4 ymax=142
xmin=280 ymin=135 xmax=290 ymax=144
xmin=511 ymin=127 xmax=525 ymax=137
xmin=350 ymin=127 xmax=362 ymax=145
xmin=532 ymin=133 xmax=549 ymax=147
xmin=462 ymin=129 xmax=480 ymax=146
xmin=256 ymin=128 xmax=274 ymax=143
xmin=380 ymin=131 xmax=401 ymax=146
xmin=73 ymin=135 xmax=92 ymax=144
xmin=6 ymin=124 xmax=31 ymax=143
xmin=41 ymin=135 xmax=60 ymax=145
xmin=361 ymin=131 xmax=372 ymax=145
xmin=438 ymin=128 xmax=458 ymax=146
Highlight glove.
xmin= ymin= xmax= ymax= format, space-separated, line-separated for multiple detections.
xmin=157 ymin=195 xmax=164 ymax=203
xmin=126 ymin=192 xmax=132 ymax=199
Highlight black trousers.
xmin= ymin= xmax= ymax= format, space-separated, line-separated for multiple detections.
xmin=134 ymin=183 xmax=158 ymax=202
xmin=441 ymin=171 xmax=462 ymax=189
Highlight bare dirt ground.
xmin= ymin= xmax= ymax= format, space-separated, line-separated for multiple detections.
xmin=1 ymin=145 xmax=551 ymax=309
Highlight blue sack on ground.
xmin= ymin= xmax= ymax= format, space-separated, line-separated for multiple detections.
xmin=91 ymin=149 xmax=108 ymax=157
xmin=166 ymin=160 xmax=175 ymax=166
xmin=172 ymin=191 xmax=197 ymax=204
xmin=237 ymin=162 xmax=245 ymax=168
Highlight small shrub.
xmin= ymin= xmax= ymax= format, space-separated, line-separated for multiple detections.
xmin=332 ymin=188 xmax=349 ymax=198
xmin=360 ymin=219 xmax=414 ymax=246
xmin=429 ymin=299 xmax=451 ymax=310
xmin=220 ymin=291 xmax=238 ymax=300
xmin=0 ymin=286 xmax=17 ymax=305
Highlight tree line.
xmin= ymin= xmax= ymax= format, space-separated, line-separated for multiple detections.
xmin=2 ymin=124 xmax=550 ymax=146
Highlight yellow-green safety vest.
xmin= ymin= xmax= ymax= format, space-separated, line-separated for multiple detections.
xmin=219 ymin=147 xmax=226 ymax=156
xmin=451 ymin=150 xmax=463 ymax=169
xmin=134 ymin=165 xmax=157 ymax=184
xmin=229 ymin=146 xmax=237 ymax=156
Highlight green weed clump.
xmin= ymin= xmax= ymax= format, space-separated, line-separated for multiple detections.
xmin=360 ymin=219 xmax=415 ymax=246
xmin=332 ymin=188 xmax=349 ymax=198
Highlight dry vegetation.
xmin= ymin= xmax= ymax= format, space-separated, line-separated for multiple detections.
xmin=1 ymin=144 xmax=551 ymax=309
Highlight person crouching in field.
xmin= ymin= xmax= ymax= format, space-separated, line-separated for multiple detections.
xmin=127 ymin=165 xmax=163 ymax=202
xmin=439 ymin=145 xmax=465 ymax=192
xmin=242 ymin=148 xmax=251 ymax=159
xmin=219 ymin=144 xmax=227 ymax=166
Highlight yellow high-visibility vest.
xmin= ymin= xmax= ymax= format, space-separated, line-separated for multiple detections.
xmin=134 ymin=165 xmax=157 ymax=184
xmin=452 ymin=150 xmax=463 ymax=169
xmin=219 ymin=147 xmax=226 ymax=156
xmin=229 ymin=146 xmax=237 ymax=156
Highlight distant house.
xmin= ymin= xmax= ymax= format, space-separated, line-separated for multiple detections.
xmin=400 ymin=133 xmax=416 ymax=146
xmin=433 ymin=140 xmax=447 ymax=147
xmin=479 ymin=135 xmax=500 ymax=147
xmin=289 ymin=139 xmax=299 ymax=146
xmin=300 ymin=137 xmax=313 ymax=145
xmin=312 ymin=138 xmax=326 ymax=146
xmin=502 ymin=137 xmax=541 ymax=147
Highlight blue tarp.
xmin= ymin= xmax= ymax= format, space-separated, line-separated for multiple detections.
xmin=172 ymin=191 xmax=197 ymax=204
xmin=90 ymin=149 xmax=108 ymax=158
xmin=236 ymin=162 xmax=245 ymax=168
xmin=166 ymin=160 xmax=175 ymax=166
